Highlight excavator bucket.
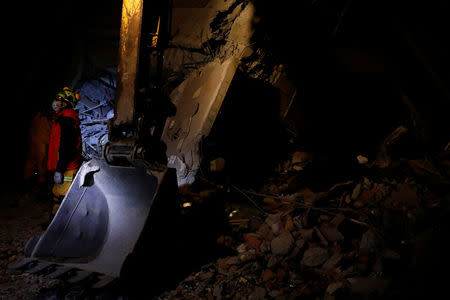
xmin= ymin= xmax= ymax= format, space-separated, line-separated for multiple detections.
xmin=12 ymin=159 xmax=179 ymax=287
xmin=12 ymin=0 xmax=182 ymax=288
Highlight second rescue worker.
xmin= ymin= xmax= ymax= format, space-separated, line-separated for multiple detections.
xmin=47 ymin=87 xmax=82 ymax=219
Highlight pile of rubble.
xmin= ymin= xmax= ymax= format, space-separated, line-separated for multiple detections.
xmin=1 ymin=125 xmax=448 ymax=299
xmin=157 ymin=132 xmax=450 ymax=299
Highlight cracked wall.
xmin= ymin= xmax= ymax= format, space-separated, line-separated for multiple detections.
xmin=162 ymin=0 xmax=257 ymax=185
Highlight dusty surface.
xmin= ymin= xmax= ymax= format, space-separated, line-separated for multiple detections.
xmin=1 ymin=134 xmax=449 ymax=300
xmin=0 ymin=188 xmax=63 ymax=300
xmin=155 ymin=142 xmax=450 ymax=299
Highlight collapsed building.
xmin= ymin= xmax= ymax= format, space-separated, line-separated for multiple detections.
xmin=1 ymin=0 xmax=450 ymax=299
xmin=72 ymin=0 xmax=290 ymax=188
xmin=61 ymin=0 xmax=450 ymax=189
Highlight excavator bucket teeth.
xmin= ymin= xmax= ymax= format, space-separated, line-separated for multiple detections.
xmin=10 ymin=258 xmax=37 ymax=270
xmin=66 ymin=270 xmax=94 ymax=284
xmin=17 ymin=158 xmax=178 ymax=279
xmin=91 ymin=275 xmax=116 ymax=289
xmin=44 ymin=265 xmax=73 ymax=279
xmin=26 ymin=261 xmax=55 ymax=274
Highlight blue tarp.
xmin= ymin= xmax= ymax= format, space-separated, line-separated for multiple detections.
xmin=75 ymin=77 xmax=116 ymax=159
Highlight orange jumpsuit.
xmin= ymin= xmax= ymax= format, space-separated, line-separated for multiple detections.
xmin=23 ymin=112 xmax=52 ymax=183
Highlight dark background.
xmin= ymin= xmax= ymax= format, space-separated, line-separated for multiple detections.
xmin=2 ymin=0 xmax=122 ymax=193
xmin=2 ymin=0 xmax=450 ymax=194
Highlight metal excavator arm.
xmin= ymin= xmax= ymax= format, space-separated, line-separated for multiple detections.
xmin=106 ymin=0 xmax=172 ymax=167
xmin=12 ymin=0 xmax=180 ymax=288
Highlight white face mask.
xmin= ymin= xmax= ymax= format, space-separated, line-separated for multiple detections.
xmin=52 ymin=100 xmax=59 ymax=112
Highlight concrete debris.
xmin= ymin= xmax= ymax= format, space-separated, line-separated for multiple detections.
xmin=298 ymin=228 xmax=314 ymax=241
xmin=5 ymin=0 xmax=449 ymax=298
xmin=210 ymin=157 xmax=226 ymax=172
xmin=270 ymin=232 xmax=294 ymax=255
xmin=359 ymin=229 xmax=380 ymax=251
xmin=162 ymin=0 xmax=257 ymax=185
xmin=356 ymin=155 xmax=369 ymax=165
xmin=301 ymin=247 xmax=329 ymax=267
xmin=291 ymin=151 xmax=312 ymax=171
xmin=248 ymin=286 xmax=266 ymax=300
xmin=322 ymin=253 xmax=343 ymax=270
xmin=6 ymin=112 xmax=448 ymax=300
xmin=155 ymin=140 xmax=450 ymax=300
xmin=444 ymin=142 xmax=450 ymax=152
xmin=326 ymin=281 xmax=346 ymax=295
xmin=374 ymin=126 xmax=408 ymax=168
xmin=266 ymin=255 xmax=281 ymax=268
xmin=163 ymin=57 xmax=241 ymax=185
xmin=351 ymin=183 xmax=362 ymax=200
xmin=320 ymin=222 xmax=344 ymax=242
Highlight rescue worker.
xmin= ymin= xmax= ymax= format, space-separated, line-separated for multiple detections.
xmin=23 ymin=108 xmax=53 ymax=195
xmin=47 ymin=87 xmax=82 ymax=220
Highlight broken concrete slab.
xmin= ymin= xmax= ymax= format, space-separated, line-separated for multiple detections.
xmin=322 ymin=253 xmax=343 ymax=270
xmin=301 ymin=247 xmax=329 ymax=267
xmin=271 ymin=232 xmax=294 ymax=255
xmin=163 ymin=57 xmax=240 ymax=185
xmin=162 ymin=1 xmax=257 ymax=186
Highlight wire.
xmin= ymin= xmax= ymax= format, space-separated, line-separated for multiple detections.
xmin=231 ymin=184 xmax=266 ymax=214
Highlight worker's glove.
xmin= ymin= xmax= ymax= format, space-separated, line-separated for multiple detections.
xmin=54 ymin=172 xmax=63 ymax=184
